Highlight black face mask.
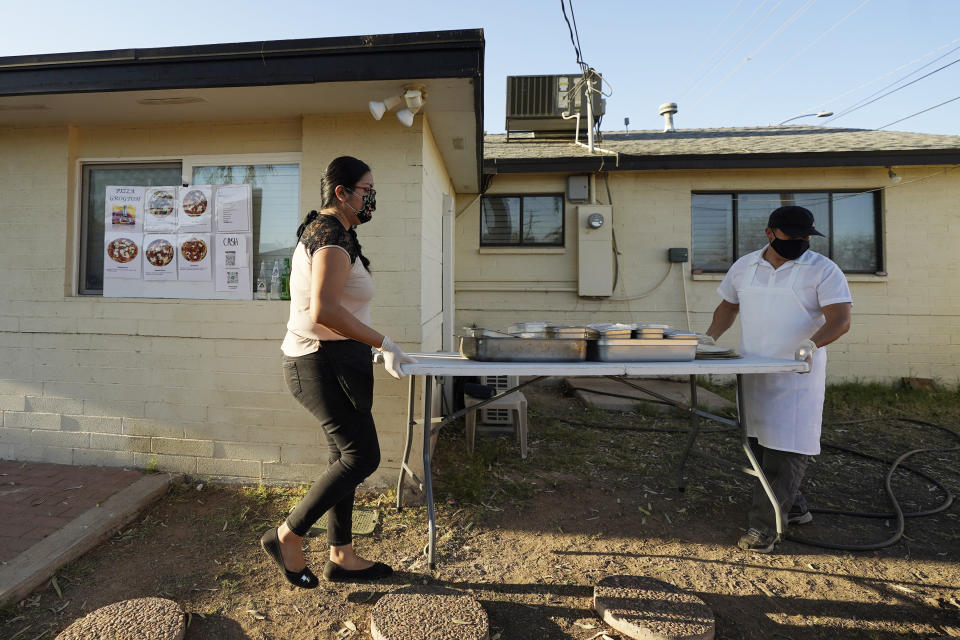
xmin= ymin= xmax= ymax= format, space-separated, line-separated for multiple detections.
xmin=347 ymin=188 xmax=376 ymax=224
xmin=771 ymin=237 xmax=809 ymax=260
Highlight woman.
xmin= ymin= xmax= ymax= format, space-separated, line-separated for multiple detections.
xmin=260 ymin=156 xmax=416 ymax=588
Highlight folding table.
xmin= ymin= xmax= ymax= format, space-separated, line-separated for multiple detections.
xmin=394 ymin=354 xmax=808 ymax=567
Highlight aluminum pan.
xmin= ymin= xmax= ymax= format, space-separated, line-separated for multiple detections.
xmin=592 ymin=338 xmax=696 ymax=362
xmin=459 ymin=335 xmax=588 ymax=362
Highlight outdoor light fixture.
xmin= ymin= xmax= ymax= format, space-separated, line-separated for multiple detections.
xmin=888 ymin=167 xmax=902 ymax=184
xmin=368 ymin=88 xmax=426 ymax=127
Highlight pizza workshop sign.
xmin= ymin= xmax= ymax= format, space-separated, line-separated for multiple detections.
xmin=103 ymin=184 xmax=253 ymax=300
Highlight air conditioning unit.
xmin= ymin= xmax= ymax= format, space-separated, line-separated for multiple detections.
xmin=505 ymin=74 xmax=606 ymax=134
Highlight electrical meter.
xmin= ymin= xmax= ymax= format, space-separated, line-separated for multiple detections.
xmin=587 ymin=212 xmax=604 ymax=229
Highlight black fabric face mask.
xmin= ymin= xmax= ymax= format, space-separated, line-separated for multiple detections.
xmin=347 ymin=188 xmax=376 ymax=224
xmin=771 ymin=237 xmax=809 ymax=260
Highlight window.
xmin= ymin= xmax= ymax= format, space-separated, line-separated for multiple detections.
xmin=691 ymin=191 xmax=882 ymax=273
xmin=79 ymin=156 xmax=300 ymax=295
xmin=481 ymin=194 xmax=564 ymax=246
xmin=189 ymin=163 xmax=300 ymax=272
xmin=80 ymin=163 xmax=182 ymax=294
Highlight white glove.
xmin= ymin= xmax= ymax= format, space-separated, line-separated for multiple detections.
xmin=377 ymin=336 xmax=417 ymax=379
xmin=697 ymin=334 xmax=716 ymax=346
xmin=794 ymin=339 xmax=817 ymax=374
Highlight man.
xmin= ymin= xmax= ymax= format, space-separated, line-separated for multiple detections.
xmin=704 ymin=205 xmax=852 ymax=553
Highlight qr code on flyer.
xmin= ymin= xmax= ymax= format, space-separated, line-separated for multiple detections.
xmin=227 ymin=270 xmax=239 ymax=284
xmin=225 ymin=250 xmax=236 ymax=267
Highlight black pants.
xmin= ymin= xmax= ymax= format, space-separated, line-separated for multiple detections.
xmin=281 ymin=340 xmax=380 ymax=545
xmin=747 ymin=438 xmax=809 ymax=536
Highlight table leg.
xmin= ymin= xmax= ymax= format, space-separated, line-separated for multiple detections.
xmin=736 ymin=373 xmax=783 ymax=538
xmin=674 ymin=374 xmax=701 ymax=491
xmin=395 ymin=375 xmax=417 ymax=511
xmin=422 ymin=376 xmax=437 ymax=568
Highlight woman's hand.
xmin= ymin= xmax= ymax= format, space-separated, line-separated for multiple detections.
xmin=377 ymin=336 xmax=417 ymax=379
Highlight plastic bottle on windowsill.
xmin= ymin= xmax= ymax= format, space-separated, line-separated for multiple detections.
xmin=269 ymin=259 xmax=281 ymax=300
xmin=255 ymin=261 xmax=268 ymax=300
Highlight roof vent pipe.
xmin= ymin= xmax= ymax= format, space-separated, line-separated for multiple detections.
xmin=659 ymin=102 xmax=678 ymax=133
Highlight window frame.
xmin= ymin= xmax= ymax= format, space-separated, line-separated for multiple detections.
xmin=690 ymin=189 xmax=884 ymax=274
xmin=75 ymin=152 xmax=302 ymax=296
xmin=479 ymin=193 xmax=566 ymax=247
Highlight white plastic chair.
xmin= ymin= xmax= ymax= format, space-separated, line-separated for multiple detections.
xmin=465 ymin=375 xmax=528 ymax=458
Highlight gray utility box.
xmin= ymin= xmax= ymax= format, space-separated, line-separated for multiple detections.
xmin=506 ymin=74 xmax=606 ymax=133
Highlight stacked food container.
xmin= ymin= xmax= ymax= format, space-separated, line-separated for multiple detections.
xmin=459 ymin=322 xmax=699 ymax=362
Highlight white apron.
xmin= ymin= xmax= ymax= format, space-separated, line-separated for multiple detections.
xmin=738 ymin=258 xmax=827 ymax=455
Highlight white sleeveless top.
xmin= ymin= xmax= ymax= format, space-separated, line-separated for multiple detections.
xmin=281 ymin=239 xmax=374 ymax=357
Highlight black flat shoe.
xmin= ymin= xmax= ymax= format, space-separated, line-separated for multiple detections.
xmin=322 ymin=559 xmax=393 ymax=582
xmin=260 ymin=528 xmax=319 ymax=589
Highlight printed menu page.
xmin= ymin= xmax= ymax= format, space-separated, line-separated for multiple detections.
xmin=215 ymin=184 xmax=252 ymax=232
xmin=143 ymin=186 xmax=180 ymax=232
xmin=142 ymin=234 xmax=178 ymax=281
xmin=103 ymin=231 xmax=143 ymax=279
xmin=178 ymin=186 xmax=213 ymax=232
xmin=105 ymin=186 xmax=145 ymax=232
xmin=176 ymin=233 xmax=212 ymax=281
xmin=214 ymin=233 xmax=250 ymax=292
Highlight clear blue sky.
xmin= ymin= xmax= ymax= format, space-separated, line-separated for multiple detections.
xmin=2 ymin=0 xmax=958 ymax=135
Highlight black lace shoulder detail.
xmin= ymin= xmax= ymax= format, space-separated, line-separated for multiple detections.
xmin=300 ymin=214 xmax=358 ymax=263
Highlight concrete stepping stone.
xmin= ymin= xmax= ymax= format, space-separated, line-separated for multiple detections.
xmin=370 ymin=585 xmax=488 ymax=640
xmin=55 ymin=597 xmax=184 ymax=640
xmin=594 ymin=575 xmax=714 ymax=640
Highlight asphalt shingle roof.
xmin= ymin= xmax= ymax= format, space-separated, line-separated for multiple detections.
xmin=484 ymin=125 xmax=960 ymax=172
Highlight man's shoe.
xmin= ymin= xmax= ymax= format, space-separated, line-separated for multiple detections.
xmin=737 ymin=528 xmax=778 ymax=553
xmin=322 ymin=559 xmax=393 ymax=582
xmin=788 ymin=503 xmax=813 ymax=525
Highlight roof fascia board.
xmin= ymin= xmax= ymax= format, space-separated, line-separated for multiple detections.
xmin=484 ymin=150 xmax=960 ymax=174
xmin=0 ymin=30 xmax=484 ymax=97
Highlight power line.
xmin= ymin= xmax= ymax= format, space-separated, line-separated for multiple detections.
xmin=823 ymin=55 xmax=960 ymax=124
xmin=691 ymin=0 xmax=817 ymax=108
xmin=762 ymin=0 xmax=870 ymax=82
xmin=560 ymin=0 xmax=586 ymax=71
xmin=800 ymin=35 xmax=960 ymax=115
xmin=680 ymin=0 xmax=774 ymax=99
xmin=682 ymin=0 xmax=747 ymax=67
xmin=876 ymin=95 xmax=960 ymax=130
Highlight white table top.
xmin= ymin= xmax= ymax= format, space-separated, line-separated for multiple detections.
xmin=400 ymin=353 xmax=808 ymax=376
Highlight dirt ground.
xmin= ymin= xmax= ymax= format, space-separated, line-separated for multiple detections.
xmin=3 ymin=379 xmax=960 ymax=640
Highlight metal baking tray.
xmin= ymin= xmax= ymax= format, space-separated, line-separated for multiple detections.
xmin=505 ymin=321 xmax=552 ymax=337
xmin=588 ymin=323 xmax=637 ymax=339
xmin=459 ymin=335 xmax=589 ymax=362
xmin=549 ymin=326 xmax=600 ymax=339
xmin=590 ymin=337 xmax=697 ymax=362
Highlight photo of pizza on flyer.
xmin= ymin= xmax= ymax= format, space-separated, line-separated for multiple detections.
xmin=143 ymin=187 xmax=180 ymax=232
xmin=107 ymin=237 xmax=138 ymax=263
xmin=180 ymin=237 xmax=207 ymax=262
xmin=181 ymin=190 xmax=208 ymax=217
xmin=145 ymin=239 xmax=174 ymax=267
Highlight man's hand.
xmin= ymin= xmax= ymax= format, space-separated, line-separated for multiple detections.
xmin=377 ymin=336 xmax=418 ymax=379
xmin=697 ymin=334 xmax=716 ymax=346
xmin=794 ymin=339 xmax=817 ymax=374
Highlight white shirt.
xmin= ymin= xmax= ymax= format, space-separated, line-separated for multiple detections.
xmin=281 ymin=242 xmax=374 ymax=357
xmin=717 ymin=246 xmax=852 ymax=315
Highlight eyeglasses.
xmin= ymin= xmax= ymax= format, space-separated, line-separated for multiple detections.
xmin=352 ymin=185 xmax=375 ymax=196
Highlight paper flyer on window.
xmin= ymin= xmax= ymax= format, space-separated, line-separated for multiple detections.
xmin=142 ymin=234 xmax=178 ymax=281
xmin=214 ymin=233 xmax=250 ymax=292
xmin=143 ymin=186 xmax=180 ymax=232
xmin=176 ymin=233 xmax=212 ymax=281
xmin=215 ymin=184 xmax=252 ymax=232
xmin=105 ymin=186 xmax=145 ymax=232
xmin=103 ymin=231 xmax=143 ymax=279
xmin=178 ymin=186 xmax=213 ymax=232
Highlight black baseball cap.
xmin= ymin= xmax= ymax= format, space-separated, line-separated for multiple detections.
xmin=767 ymin=205 xmax=825 ymax=237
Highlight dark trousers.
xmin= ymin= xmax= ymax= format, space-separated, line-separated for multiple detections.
xmin=747 ymin=438 xmax=809 ymax=536
xmin=281 ymin=340 xmax=380 ymax=545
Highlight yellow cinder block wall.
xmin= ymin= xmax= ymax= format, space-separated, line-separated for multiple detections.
xmin=0 ymin=115 xmax=448 ymax=486
xmin=455 ymin=166 xmax=960 ymax=383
